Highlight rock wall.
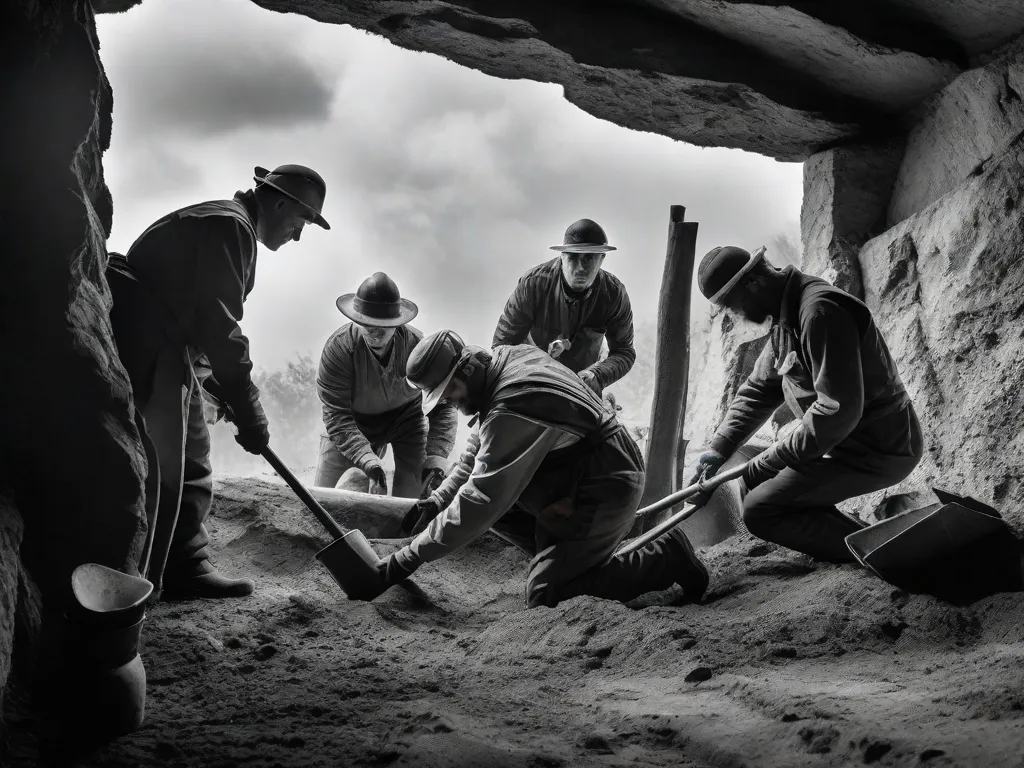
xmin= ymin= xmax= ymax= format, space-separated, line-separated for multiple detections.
xmin=889 ymin=35 xmax=1024 ymax=225
xmin=0 ymin=0 xmax=149 ymax=742
xmin=859 ymin=130 xmax=1024 ymax=535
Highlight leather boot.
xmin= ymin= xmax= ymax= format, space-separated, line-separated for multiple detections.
xmin=547 ymin=527 xmax=709 ymax=606
xmin=161 ymin=559 xmax=254 ymax=601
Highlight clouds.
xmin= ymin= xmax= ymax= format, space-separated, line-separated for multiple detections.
xmin=96 ymin=0 xmax=804 ymax=372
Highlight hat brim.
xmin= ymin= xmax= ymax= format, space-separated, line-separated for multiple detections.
xmin=417 ymin=365 xmax=458 ymax=415
xmin=254 ymin=166 xmax=331 ymax=230
xmin=549 ymin=243 xmax=617 ymax=253
xmin=708 ymin=246 xmax=766 ymax=305
xmin=335 ymin=294 xmax=419 ymax=327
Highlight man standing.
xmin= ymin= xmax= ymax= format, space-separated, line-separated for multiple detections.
xmin=107 ymin=164 xmax=330 ymax=600
xmin=379 ymin=330 xmax=709 ymax=607
xmin=492 ymin=219 xmax=635 ymax=396
xmin=315 ymin=272 xmax=457 ymax=498
xmin=689 ymin=246 xmax=924 ymax=563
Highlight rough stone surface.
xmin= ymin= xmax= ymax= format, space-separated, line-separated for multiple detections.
xmin=1 ymin=0 xmax=149 ymax=743
xmin=223 ymin=0 xmax=1010 ymax=162
xmin=801 ymin=140 xmax=904 ymax=299
xmin=0 ymin=492 xmax=23 ymax=720
xmin=858 ymin=132 xmax=1024 ymax=535
xmin=889 ymin=38 xmax=1024 ymax=224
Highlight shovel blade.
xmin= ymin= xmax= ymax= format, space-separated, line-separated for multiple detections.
xmin=316 ymin=530 xmax=386 ymax=601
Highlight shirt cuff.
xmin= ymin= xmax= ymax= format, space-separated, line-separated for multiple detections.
xmin=709 ymin=434 xmax=737 ymax=458
xmin=356 ymin=452 xmax=382 ymax=475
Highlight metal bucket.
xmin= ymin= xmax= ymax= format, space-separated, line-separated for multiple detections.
xmin=316 ymin=529 xmax=387 ymax=601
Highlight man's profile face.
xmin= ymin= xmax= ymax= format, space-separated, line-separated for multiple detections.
xmin=560 ymin=252 xmax=605 ymax=292
xmin=443 ymin=378 xmax=475 ymax=416
xmin=257 ymin=197 xmax=313 ymax=251
xmin=720 ymin=275 xmax=772 ymax=325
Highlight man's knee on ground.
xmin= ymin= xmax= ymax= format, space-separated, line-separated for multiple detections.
xmin=740 ymin=486 xmax=786 ymax=538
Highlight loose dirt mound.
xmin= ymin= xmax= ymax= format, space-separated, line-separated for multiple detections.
xmin=80 ymin=477 xmax=1024 ymax=768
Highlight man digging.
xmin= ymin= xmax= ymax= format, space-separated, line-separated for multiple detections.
xmin=377 ymin=330 xmax=709 ymax=607
xmin=314 ymin=272 xmax=457 ymax=498
xmin=107 ymin=163 xmax=330 ymax=600
xmin=493 ymin=218 xmax=636 ymax=397
xmin=689 ymin=245 xmax=924 ymax=563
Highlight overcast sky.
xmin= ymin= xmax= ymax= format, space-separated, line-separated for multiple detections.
xmin=95 ymin=0 xmax=803 ymax=373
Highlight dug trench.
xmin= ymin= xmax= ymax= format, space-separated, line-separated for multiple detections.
xmin=84 ymin=477 xmax=1024 ymax=768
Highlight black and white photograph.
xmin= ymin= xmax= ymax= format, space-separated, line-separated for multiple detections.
xmin=3 ymin=1 xmax=1024 ymax=766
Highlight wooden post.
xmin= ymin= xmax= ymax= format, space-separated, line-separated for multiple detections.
xmin=637 ymin=205 xmax=698 ymax=531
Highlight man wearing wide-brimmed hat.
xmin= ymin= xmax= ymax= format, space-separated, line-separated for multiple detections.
xmin=314 ymin=272 xmax=457 ymax=500
xmin=107 ymin=163 xmax=330 ymax=601
xmin=492 ymin=218 xmax=636 ymax=396
xmin=373 ymin=328 xmax=709 ymax=607
xmin=688 ymin=245 xmax=923 ymax=563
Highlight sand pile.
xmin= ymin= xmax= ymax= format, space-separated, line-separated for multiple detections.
xmin=80 ymin=476 xmax=1024 ymax=768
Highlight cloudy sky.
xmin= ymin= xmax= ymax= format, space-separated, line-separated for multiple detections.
xmin=95 ymin=0 xmax=803 ymax=373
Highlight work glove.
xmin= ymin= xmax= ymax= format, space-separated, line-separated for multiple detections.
xmin=366 ymin=465 xmax=388 ymax=496
xmin=400 ymin=498 xmax=442 ymax=538
xmin=741 ymin=455 xmax=778 ymax=494
xmin=686 ymin=449 xmax=727 ymax=508
xmin=578 ymin=369 xmax=602 ymax=396
xmin=547 ymin=337 xmax=572 ymax=359
xmin=421 ymin=467 xmax=446 ymax=497
xmin=377 ymin=547 xmax=422 ymax=589
xmin=235 ymin=422 xmax=270 ymax=455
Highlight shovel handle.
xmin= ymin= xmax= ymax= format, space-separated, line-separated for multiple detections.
xmin=616 ymin=460 xmax=752 ymax=556
xmin=261 ymin=446 xmax=350 ymax=539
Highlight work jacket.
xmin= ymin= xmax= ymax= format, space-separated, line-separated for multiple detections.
xmin=492 ymin=258 xmax=636 ymax=389
xmin=405 ymin=345 xmax=637 ymax=565
xmin=317 ymin=323 xmax=457 ymax=474
xmin=114 ymin=192 xmax=261 ymax=415
xmin=710 ymin=266 xmax=915 ymax=471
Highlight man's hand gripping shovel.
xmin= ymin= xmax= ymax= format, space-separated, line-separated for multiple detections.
xmin=616 ymin=459 xmax=753 ymax=556
xmin=215 ymin=393 xmax=388 ymax=600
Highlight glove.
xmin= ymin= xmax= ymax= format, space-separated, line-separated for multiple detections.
xmin=686 ymin=450 xmax=727 ymax=508
xmin=400 ymin=498 xmax=442 ymax=537
xmin=741 ymin=456 xmax=778 ymax=493
xmin=377 ymin=548 xmax=422 ymax=588
xmin=421 ymin=467 xmax=445 ymax=497
xmin=366 ymin=465 xmax=388 ymax=496
xmin=234 ymin=422 xmax=270 ymax=455
xmin=547 ymin=337 xmax=572 ymax=359
xmin=578 ymin=369 xmax=601 ymax=395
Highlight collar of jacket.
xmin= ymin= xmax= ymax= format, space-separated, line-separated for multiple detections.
xmin=233 ymin=189 xmax=259 ymax=233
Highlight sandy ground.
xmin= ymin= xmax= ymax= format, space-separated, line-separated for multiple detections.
xmin=75 ymin=476 xmax=1024 ymax=768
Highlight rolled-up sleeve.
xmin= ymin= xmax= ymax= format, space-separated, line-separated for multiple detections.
xmin=409 ymin=412 xmax=562 ymax=563
xmin=759 ymin=309 xmax=865 ymax=471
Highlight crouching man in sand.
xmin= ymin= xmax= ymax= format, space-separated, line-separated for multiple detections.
xmin=689 ymin=245 xmax=924 ymax=563
xmin=376 ymin=330 xmax=709 ymax=608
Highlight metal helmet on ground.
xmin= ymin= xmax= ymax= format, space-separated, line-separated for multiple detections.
xmin=697 ymin=245 xmax=766 ymax=304
xmin=406 ymin=330 xmax=467 ymax=414
xmin=336 ymin=272 xmax=418 ymax=327
xmin=253 ymin=164 xmax=331 ymax=229
xmin=549 ymin=218 xmax=617 ymax=253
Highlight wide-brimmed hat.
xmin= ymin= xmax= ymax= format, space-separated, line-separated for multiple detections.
xmin=698 ymin=245 xmax=766 ymax=304
xmin=406 ymin=330 xmax=466 ymax=414
xmin=253 ymin=164 xmax=330 ymax=229
xmin=336 ymin=272 xmax=418 ymax=328
xmin=549 ymin=218 xmax=617 ymax=253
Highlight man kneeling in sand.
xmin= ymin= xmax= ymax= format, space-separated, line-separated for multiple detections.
xmin=375 ymin=330 xmax=709 ymax=607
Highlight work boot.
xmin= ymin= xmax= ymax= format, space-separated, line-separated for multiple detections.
xmin=662 ymin=526 xmax=710 ymax=601
xmin=161 ymin=559 xmax=255 ymax=601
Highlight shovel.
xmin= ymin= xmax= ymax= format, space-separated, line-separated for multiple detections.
xmin=260 ymin=447 xmax=386 ymax=601
xmin=616 ymin=460 xmax=752 ymax=556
